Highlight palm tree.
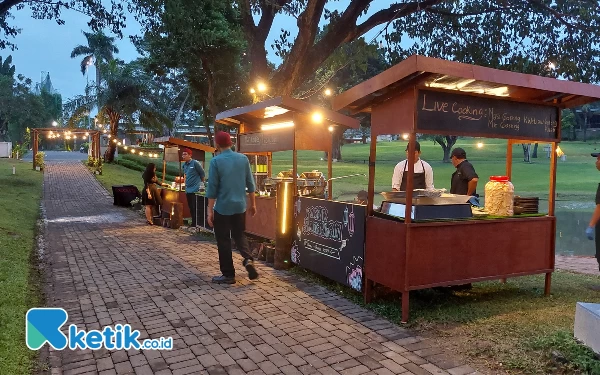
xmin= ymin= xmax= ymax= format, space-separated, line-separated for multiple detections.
xmin=65 ymin=61 xmax=171 ymax=162
xmin=70 ymin=31 xmax=119 ymax=107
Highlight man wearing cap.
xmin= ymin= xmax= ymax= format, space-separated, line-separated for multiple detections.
xmin=392 ymin=141 xmax=434 ymax=191
xmin=450 ymin=147 xmax=479 ymax=196
xmin=182 ymin=148 xmax=206 ymax=227
xmin=206 ymin=131 xmax=258 ymax=284
xmin=585 ymin=153 xmax=600 ymax=272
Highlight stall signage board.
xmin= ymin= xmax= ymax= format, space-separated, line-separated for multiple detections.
xmin=239 ymin=128 xmax=294 ymax=153
xmin=416 ymin=89 xmax=559 ymax=141
xmin=292 ymin=197 xmax=365 ymax=292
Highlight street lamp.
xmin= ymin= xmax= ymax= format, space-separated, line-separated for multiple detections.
xmin=52 ymin=121 xmax=58 ymax=127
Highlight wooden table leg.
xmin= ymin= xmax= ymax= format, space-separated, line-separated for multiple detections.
xmin=364 ymin=279 xmax=373 ymax=304
xmin=401 ymin=291 xmax=409 ymax=324
xmin=544 ymin=272 xmax=552 ymax=296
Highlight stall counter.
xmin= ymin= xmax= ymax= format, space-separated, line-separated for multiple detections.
xmin=161 ymin=189 xmax=191 ymax=219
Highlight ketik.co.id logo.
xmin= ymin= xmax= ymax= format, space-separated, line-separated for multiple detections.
xmin=26 ymin=308 xmax=172 ymax=350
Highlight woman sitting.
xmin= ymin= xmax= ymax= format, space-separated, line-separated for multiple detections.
xmin=142 ymin=163 xmax=163 ymax=225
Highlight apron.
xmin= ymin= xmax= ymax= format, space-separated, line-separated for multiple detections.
xmin=399 ymin=160 xmax=426 ymax=191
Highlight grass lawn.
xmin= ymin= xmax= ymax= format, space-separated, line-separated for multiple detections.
xmin=0 ymin=158 xmax=44 ymax=375
xmin=291 ymin=267 xmax=600 ymax=374
xmin=271 ymin=138 xmax=600 ymax=203
xmin=92 ymin=162 xmax=145 ymax=195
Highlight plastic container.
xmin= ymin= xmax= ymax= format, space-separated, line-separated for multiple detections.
xmin=484 ymin=176 xmax=514 ymax=216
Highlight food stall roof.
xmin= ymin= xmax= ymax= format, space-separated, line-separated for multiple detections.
xmin=216 ymin=96 xmax=359 ymax=129
xmin=333 ymin=55 xmax=600 ymax=114
xmin=154 ymin=136 xmax=215 ymax=153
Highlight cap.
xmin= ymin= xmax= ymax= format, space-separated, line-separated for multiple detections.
xmin=215 ymin=131 xmax=233 ymax=148
xmin=591 ymin=153 xmax=600 ymax=157
xmin=405 ymin=141 xmax=421 ymax=152
xmin=451 ymin=147 xmax=467 ymax=159
xmin=181 ymin=148 xmax=192 ymax=155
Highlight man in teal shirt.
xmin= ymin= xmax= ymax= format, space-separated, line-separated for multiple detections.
xmin=206 ymin=131 xmax=258 ymax=284
xmin=182 ymin=147 xmax=205 ymax=227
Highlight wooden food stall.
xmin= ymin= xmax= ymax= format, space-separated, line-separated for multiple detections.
xmin=216 ymin=97 xmax=363 ymax=275
xmin=154 ymin=136 xmax=215 ymax=221
xmin=332 ymin=55 xmax=600 ymax=322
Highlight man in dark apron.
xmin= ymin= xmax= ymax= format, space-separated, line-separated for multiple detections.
xmin=392 ymin=141 xmax=434 ymax=191
xmin=586 ymin=153 xmax=600 ymax=272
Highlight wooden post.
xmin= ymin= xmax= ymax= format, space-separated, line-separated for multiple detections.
xmin=162 ymin=159 xmax=167 ymax=184
xmin=367 ymin=134 xmax=377 ymax=216
xmin=32 ymin=130 xmax=38 ymax=169
xmin=268 ymin=152 xmax=272 ymax=178
xmin=506 ymin=140 xmax=513 ymax=180
xmin=404 ymin=133 xmax=416 ymax=224
xmin=549 ymin=142 xmax=557 ymax=216
xmin=328 ymin=131 xmax=333 ymax=200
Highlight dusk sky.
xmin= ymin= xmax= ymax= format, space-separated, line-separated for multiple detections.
xmin=5 ymin=2 xmax=391 ymax=111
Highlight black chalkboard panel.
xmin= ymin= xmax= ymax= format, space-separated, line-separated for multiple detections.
xmin=416 ymin=89 xmax=559 ymax=141
xmin=292 ymin=197 xmax=365 ymax=292
xmin=112 ymin=185 xmax=140 ymax=206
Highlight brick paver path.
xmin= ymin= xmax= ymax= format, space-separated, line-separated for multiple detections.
xmin=556 ymin=255 xmax=600 ymax=276
xmin=41 ymin=160 xmax=480 ymax=375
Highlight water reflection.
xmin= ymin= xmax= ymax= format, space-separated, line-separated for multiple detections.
xmin=553 ymin=201 xmax=597 ymax=257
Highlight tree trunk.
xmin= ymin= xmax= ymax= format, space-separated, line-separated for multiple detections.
xmin=200 ymin=58 xmax=218 ymax=147
xmin=583 ymin=116 xmax=588 ymax=142
xmin=331 ymin=128 xmax=344 ymax=161
xmin=202 ymin=106 xmax=214 ymax=147
xmin=434 ymin=135 xmax=458 ymax=162
xmin=95 ymin=59 xmax=101 ymax=111
xmin=522 ymin=144 xmax=531 ymax=163
xmin=104 ymin=110 xmax=120 ymax=162
xmin=532 ymin=143 xmax=538 ymax=158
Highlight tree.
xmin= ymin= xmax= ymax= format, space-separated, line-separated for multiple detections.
xmin=0 ymin=0 xmax=126 ymax=50
xmin=71 ymin=31 xmax=120 ymax=109
xmin=570 ymin=104 xmax=600 ymax=142
xmin=136 ymin=0 xmax=248 ymax=146
xmin=133 ymin=1 xmax=600 ymax=97
xmin=65 ymin=61 xmax=171 ymax=162
xmin=0 ymin=55 xmax=15 ymax=76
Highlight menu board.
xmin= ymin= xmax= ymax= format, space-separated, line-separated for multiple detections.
xmin=416 ymin=89 xmax=559 ymax=141
xmin=238 ymin=128 xmax=294 ymax=153
xmin=292 ymin=197 xmax=365 ymax=292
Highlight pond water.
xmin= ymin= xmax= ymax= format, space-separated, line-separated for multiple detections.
xmin=553 ymin=200 xmax=597 ymax=257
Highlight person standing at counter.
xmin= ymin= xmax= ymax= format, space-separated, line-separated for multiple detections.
xmin=450 ymin=147 xmax=479 ymax=196
xmin=392 ymin=141 xmax=434 ymax=191
xmin=142 ymin=163 xmax=162 ymax=225
xmin=585 ymin=153 xmax=600 ymax=272
xmin=181 ymin=148 xmax=205 ymax=227
xmin=206 ymin=131 xmax=258 ymax=284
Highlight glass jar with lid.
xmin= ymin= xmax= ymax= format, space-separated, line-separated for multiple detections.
xmin=484 ymin=176 xmax=514 ymax=216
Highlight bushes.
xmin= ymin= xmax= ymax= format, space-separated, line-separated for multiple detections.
xmin=34 ymin=152 xmax=45 ymax=170
xmin=87 ymin=156 xmax=102 ymax=175
xmin=115 ymin=157 xmax=178 ymax=181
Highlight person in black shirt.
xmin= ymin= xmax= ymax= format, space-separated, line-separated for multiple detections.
xmin=585 ymin=153 xmax=600 ymax=272
xmin=450 ymin=148 xmax=479 ymax=196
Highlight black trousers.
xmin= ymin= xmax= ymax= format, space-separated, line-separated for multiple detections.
xmin=214 ymin=211 xmax=253 ymax=277
xmin=186 ymin=193 xmax=197 ymax=227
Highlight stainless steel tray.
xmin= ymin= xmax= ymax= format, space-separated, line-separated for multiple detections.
xmin=381 ymin=192 xmax=472 ymax=205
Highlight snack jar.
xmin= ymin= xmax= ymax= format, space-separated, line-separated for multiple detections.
xmin=484 ymin=176 xmax=514 ymax=216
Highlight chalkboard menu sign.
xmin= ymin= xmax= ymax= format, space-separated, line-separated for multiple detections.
xmin=292 ymin=197 xmax=366 ymax=292
xmin=416 ymin=89 xmax=559 ymax=141
xmin=239 ymin=128 xmax=294 ymax=153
